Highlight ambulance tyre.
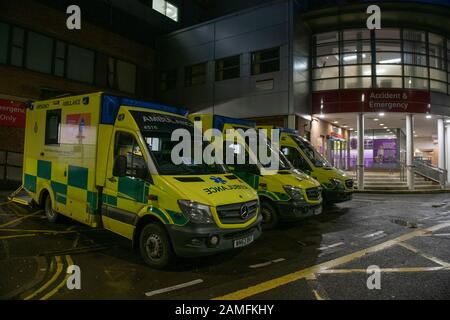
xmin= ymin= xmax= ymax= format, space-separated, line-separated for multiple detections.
xmin=44 ymin=194 xmax=59 ymax=223
xmin=140 ymin=223 xmax=174 ymax=269
xmin=260 ymin=201 xmax=279 ymax=229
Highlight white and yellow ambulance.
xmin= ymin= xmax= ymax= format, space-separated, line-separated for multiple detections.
xmin=21 ymin=93 xmax=262 ymax=269
xmin=259 ymin=126 xmax=354 ymax=205
xmin=189 ymin=114 xmax=323 ymax=229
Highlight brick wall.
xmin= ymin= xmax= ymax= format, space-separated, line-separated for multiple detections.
xmin=0 ymin=0 xmax=158 ymax=157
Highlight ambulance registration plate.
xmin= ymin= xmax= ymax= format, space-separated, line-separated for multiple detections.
xmin=314 ymin=206 xmax=323 ymax=216
xmin=234 ymin=234 xmax=254 ymax=248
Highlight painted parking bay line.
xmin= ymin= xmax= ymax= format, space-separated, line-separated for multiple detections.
xmin=318 ymin=267 xmax=446 ymax=274
xmin=249 ymin=258 xmax=286 ymax=269
xmin=213 ymin=222 xmax=450 ymax=300
xmin=145 ymin=279 xmax=204 ymax=297
xmin=318 ymin=242 xmax=344 ymax=251
xmin=362 ymin=231 xmax=385 ymax=239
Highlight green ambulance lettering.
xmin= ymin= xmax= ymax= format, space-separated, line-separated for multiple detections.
xmin=203 ymin=184 xmax=249 ymax=195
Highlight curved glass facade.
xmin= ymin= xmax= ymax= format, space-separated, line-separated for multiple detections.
xmin=312 ymin=28 xmax=450 ymax=95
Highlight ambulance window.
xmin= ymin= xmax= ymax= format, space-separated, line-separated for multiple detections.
xmin=282 ymin=146 xmax=311 ymax=173
xmin=146 ymin=137 xmax=161 ymax=152
xmin=45 ymin=109 xmax=61 ymax=145
xmin=114 ymin=132 xmax=147 ymax=178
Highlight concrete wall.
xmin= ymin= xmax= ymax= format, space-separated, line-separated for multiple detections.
xmin=156 ymin=0 xmax=294 ymax=118
xmin=292 ymin=10 xmax=311 ymax=118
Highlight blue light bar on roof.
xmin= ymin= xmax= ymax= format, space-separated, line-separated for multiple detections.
xmin=213 ymin=115 xmax=256 ymax=132
xmin=101 ymin=95 xmax=189 ymax=125
xmin=280 ymin=128 xmax=298 ymax=135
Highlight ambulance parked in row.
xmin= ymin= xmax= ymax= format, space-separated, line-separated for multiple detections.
xmin=21 ymin=93 xmax=262 ymax=269
xmin=190 ymin=114 xmax=323 ymax=229
xmin=259 ymin=126 xmax=354 ymax=205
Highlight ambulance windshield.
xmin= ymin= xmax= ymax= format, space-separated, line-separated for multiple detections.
xmin=290 ymin=135 xmax=332 ymax=168
xmin=131 ymin=111 xmax=227 ymax=175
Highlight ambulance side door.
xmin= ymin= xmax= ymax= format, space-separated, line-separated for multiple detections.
xmin=102 ymin=130 xmax=150 ymax=239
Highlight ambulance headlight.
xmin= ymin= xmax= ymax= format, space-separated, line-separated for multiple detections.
xmin=178 ymin=200 xmax=213 ymax=224
xmin=329 ymin=178 xmax=343 ymax=189
xmin=283 ymin=185 xmax=305 ymax=201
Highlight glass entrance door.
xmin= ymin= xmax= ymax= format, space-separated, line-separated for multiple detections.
xmin=328 ymin=139 xmax=347 ymax=170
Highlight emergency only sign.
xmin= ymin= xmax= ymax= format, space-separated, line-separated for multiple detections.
xmin=0 ymin=99 xmax=26 ymax=128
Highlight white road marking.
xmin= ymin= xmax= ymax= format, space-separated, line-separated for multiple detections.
xmin=145 ymin=279 xmax=204 ymax=297
xmin=362 ymin=231 xmax=385 ymax=239
xmin=431 ymin=233 xmax=450 ymax=237
xmin=398 ymin=242 xmax=450 ymax=268
xmin=249 ymin=258 xmax=286 ymax=269
xmin=318 ymin=242 xmax=344 ymax=251
xmin=418 ymin=216 xmax=434 ymax=221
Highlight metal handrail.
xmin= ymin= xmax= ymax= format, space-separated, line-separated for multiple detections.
xmin=413 ymin=158 xmax=447 ymax=188
xmin=397 ymin=160 xmax=406 ymax=182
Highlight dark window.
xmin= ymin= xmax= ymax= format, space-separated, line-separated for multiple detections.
xmin=251 ymin=47 xmax=280 ymax=75
xmin=67 ymin=45 xmax=95 ymax=84
xmin=11 ymin=27 xmax=25 ymax=67
xmin=216 ymin=55 xmax=240 ymax=81
xmin=114 ymin=132 xmax=147 ymax=179
xmin=0 ymin=22 xmax=9 ymax=64
xmin=26 ymin=32 xmax=53 ymax=74
xmin=107 ymin=57 xmax=137 ymax=94
xmin=117 ymin=60 xmax=136 ymax=94
xmin=107 ymin=57 xmax=116 ymax=88
xmin=54 ymin=41 xmax=67 ymax=77
xmin=185 ymin=62 xmax=207 ymax=87
xmin=45 ymin=109 xmax=61 ymax=145
xmin=281 ymin=146 xmax=311 ymax=173
xmin=160 ymin=69 xmax=177 ymax=91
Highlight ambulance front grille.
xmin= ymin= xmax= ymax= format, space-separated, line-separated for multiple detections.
xmin=216 ymin=201 xmax=259 ymax=224
xmin=306 ymin=187 xmax=321 ymax=201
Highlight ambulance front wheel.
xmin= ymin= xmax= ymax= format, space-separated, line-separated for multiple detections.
xmin=44 ymin=194 xmax=60 ymax=223
xmin=261 ymin=201 xmax=279 ymax=229
xmin=140 ymin=223 xmax=175 ymax=269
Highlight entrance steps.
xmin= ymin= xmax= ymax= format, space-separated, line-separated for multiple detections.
xmin=349 ymin=171 xmax=448 ymax=193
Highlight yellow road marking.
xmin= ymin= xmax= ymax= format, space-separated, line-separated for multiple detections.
xmin=213 ymin=222 xmax=450 ymax=300
xmin=0 ymin=228 xmax=76 ymax=234
xmin=318 ymin=267 xmax=447 ymax=274
xmin=313 ymin=289 xmax=325 ymax=300
xmin=0 ymin=211 xmax=42 ymax=228
xmin=0 ymin=234 xmax=37 ymax=240
xmin=24 ymin=256 xmax=64 ymax=300
xmin=41 ymin=255 xmax=73 ymax=300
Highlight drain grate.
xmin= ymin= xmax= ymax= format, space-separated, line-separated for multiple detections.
xmin=390 ymin=218 xmax=418 ymax=229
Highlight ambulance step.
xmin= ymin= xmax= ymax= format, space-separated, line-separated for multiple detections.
xmin=8 ymin=186 xmax=33 ymax=206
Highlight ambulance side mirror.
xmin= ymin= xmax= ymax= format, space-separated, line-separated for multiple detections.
xmin=113 ymin=156 xmax=127 ymax=177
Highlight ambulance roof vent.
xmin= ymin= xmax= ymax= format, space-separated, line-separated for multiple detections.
xmin=101 ymin=95 xmax=189 ymax=125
